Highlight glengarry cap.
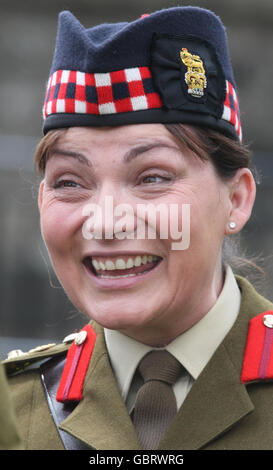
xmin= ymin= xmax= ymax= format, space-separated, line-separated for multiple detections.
xmin=42 ymin=7 xmax=242 ymax=141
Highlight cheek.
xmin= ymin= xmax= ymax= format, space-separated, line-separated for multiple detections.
xmin=161 ymin=183 xmax=228 ymax=262
xmin=40 ymin=201 xmax=83 ymax=255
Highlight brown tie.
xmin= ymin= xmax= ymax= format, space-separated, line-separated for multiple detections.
xmin=132 ymin=350 xmax=183 ymax=450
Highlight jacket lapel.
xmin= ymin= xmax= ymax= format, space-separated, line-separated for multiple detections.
xmin=59 ymin=324 xmax=141 ymax=450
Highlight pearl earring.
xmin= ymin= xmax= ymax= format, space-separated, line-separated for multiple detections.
xmin=229 ymin=221 xmax=236 ymax=230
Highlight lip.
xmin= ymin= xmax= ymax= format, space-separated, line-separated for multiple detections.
xmin=82 ymin=253 xmax=163 ymax=290
xmin=83 ymin=250 xmax=162 ymax=258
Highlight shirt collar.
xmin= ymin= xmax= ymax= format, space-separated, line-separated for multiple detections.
xmin=104 ymin=266 xmax=241 ymax=399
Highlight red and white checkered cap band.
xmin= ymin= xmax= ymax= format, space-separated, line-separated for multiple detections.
xmin=43 ymin=69 xmax=242 ymax=141
xmin=43 ymin=67 xmax=162 ymax=119
xmin=222 ymin=80 xmax=242 ymax=141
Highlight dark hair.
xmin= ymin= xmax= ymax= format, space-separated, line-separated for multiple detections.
xmin=34 ymin=128 xmax=67 ymax=174
xmin=164 ymin=123 xmax=251 ymax=180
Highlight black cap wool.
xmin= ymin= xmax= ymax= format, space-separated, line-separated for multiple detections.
xmin=42 ymin=7 xmax=242 ymax=141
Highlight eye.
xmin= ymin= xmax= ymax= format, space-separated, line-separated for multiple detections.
xmin=141 ymin=174 xmax=171 ymax=184
xmin=53 ymin=179 xmax=80 ymax=189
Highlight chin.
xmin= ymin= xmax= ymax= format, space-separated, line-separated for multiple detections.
xmin=83 ymin=302 xmax=159 ymax=332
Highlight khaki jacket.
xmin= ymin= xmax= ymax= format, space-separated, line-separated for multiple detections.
xmin=3 ymin=276 xmax=273 ymax=450
xmin=0 ymin=361 xmax=23 ymax=449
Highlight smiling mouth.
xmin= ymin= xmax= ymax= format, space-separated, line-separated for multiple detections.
xmin=83 ymin=254 xmax=162 ymax=279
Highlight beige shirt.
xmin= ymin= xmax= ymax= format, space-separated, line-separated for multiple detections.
xmin=104 ymin=266 xmax=241 ymax=412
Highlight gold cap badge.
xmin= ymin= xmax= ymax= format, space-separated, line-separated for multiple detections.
xmin=180 ymin=48 xmax=207 ymax=98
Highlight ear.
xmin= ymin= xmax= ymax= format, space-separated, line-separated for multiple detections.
xmin=225 ymin=168 xmax=256 ymax=234
xmin=38 ymin=179 xmax=45 ymax=212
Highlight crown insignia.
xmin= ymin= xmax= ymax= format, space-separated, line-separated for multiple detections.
xmin=180 ymin=48 xmax=207 ymax=98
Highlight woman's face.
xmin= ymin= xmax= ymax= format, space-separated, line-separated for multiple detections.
xmin=39 ymin=124 xmax=235 ymax=346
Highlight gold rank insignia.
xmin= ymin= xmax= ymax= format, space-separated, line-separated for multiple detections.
xmin=180 ymin=48 xmax=207 ymax=98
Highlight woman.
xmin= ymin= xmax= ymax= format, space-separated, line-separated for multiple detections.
xmin=3 ymin=6 xmax=273 ymax=450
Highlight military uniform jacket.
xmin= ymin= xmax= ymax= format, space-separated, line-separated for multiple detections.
xmin=0 ymin=361 xmax=23 ymax=449
xmin=3 ymin=276 xmax=273 ymax=450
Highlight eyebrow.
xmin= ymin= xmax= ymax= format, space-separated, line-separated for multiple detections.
xmin=49 ymin=148 xmax=92 ymax=167
xmin=123 ymin=141 xmax=181 ymax=163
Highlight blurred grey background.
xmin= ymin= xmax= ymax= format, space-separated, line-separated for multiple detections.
xmin=0 ymin=0 xmax=272 ymax=357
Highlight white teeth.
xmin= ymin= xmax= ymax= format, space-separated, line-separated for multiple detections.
xmin=92 ymin=255 xmax=160 ymax=272
xmin=105 ymin=260 xmax=115 ymax=270
xmin=99 ymin=261 xmax=105 ymax=270
xmin=116 ymin=258 xmax=126 ymax=270
xmin=92 ymin=260 xmax=99 ymax=270
xmin=98 ymin=273 xmax=137 ymax=279
xmin=126 ymin=258 xmax=134 ymax=268
xmin=134 ymin=256 xmax=142 ymax=267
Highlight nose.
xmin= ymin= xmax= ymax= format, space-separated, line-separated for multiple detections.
xmin=82 ymin=183 xmax=137 ymax=241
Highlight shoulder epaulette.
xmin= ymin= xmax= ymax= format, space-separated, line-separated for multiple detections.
xmin=241 ymin=310 xmax=273 ymax=384
xmin=56 ymin=323 xmax=97 ymax=403
xmin=3 ymin=335 xmax=76 ymax=375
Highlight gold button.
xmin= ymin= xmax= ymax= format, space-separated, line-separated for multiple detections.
xmin=7 ymin=349 xmax=25 ymax=359
xmin=63 ymin=333 xmax=78 ymax=343
xmin=263 ymin=314 xmax=273 ymax=328
xmin=74 ymin=330 xmax=87 ymax=345
xmin=28 ymin=343 xmax=56 ymax=353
